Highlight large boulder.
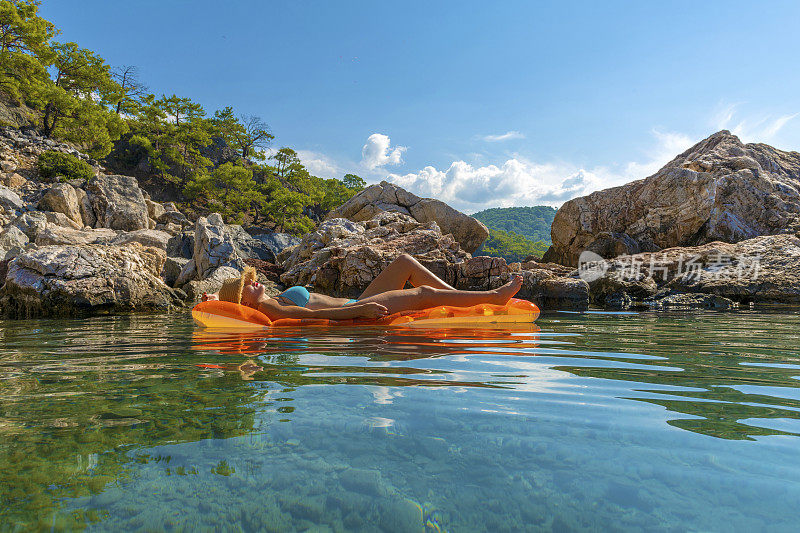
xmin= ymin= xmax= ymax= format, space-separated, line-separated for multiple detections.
xmin=87 ymin=174 xmax=150 ymax=231
xmin=578 ymin=234 xmax=800 ymax=307
xmin=0 ymin=243 xmax=183 ymax=317
xmin=282 ymin=211 xmax=470 ymax=297
xmin=192 ymin=213 xmax=247 ymax=279
xmin=325 ymin=181 xmax=489 ymax=253
xmin=544 ymin=131 xmax=800 ymax=266
xmin=37 ymin=183 xmax=82 ymax=226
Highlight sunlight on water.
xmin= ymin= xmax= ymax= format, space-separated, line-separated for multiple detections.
xmin=1 ymin=310 xmax=800 ymax=531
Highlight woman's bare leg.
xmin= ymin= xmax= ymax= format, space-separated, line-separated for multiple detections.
xmin=359 ymin=254 xmax=454 ymax=299
xmin=357 ymin=276 xmax=523 ymax=314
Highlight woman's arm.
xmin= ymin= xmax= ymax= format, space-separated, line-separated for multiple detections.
xmin=257 ymin=299 xmax=388 ymax=320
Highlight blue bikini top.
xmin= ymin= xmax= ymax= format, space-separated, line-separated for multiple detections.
xmin=277 ymin=286 xmax=311 ymax=307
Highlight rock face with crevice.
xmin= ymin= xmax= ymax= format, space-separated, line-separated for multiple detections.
xmin=325 ymin=180 xmax=489 ymax=253
xmin=543 ymin=131 xmax=800 ymax=266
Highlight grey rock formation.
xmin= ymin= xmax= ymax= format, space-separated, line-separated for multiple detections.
xmin=162 ymin=256 xmax=191 ymax=288
xmin=325 ymin=180 xmax=489 ymax=253
xmin=0 ymin=184 xmax=24 ymax=214
xmin=281 ymin=211 xmax=589 ymax=309
xmin=0 ymin=225 xmax=29 ymax=260
xmin=544 ymin=131 xmax=800 ymax=266
xmin=282 ymin=211 xmax=470 ymax=297
xmin=87 ymin=174 xmax=150 ymax=231
xmin=192 ymin=213 xmax=246 ymax=279
xmin=579 ymin=234 xmax=800 ymax=308
xmin=37 ymin=183 xmax=82 ymax=226
xmin=35 ymin=226 xmax=116 ymax=246
xmin=0 ymin=243 xmax=183 ymax=317
xmin=167 ymin=230 xmax=194 ymax=259
xmin=244 ymin=229 xmax=300 ymax=257
xmin=158 ymin=210 xmax=189 ymax=228
xmin=111 ymin=229 xmax=171 ymax=251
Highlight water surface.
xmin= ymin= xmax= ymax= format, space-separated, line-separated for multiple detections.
xmin=1 ymin=310 xmax=799 ymax=531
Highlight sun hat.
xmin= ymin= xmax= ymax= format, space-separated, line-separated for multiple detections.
xmin=218 ymin=267 xmax=257 ymax=304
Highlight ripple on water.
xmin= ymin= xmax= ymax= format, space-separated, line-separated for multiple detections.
xmin=1 ymin=310 xmax=800 ymax=530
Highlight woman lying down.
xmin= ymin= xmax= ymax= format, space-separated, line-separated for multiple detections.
xmin=202 ymin=254 xmax=523 ymax=321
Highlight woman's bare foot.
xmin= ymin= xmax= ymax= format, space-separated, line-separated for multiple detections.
xmin=492 ymin=275 xmax=523 ymax=304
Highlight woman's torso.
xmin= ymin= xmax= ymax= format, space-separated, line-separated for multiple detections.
xmin=273 ymin=287 xmax=351 ymax=309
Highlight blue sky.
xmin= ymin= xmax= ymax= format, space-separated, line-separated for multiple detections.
xmin=41 ymin=0 xmax=800 ymax=213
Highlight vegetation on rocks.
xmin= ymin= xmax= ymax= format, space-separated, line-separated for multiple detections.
xmin=0 ymin=0 xmax=364 ymax=234
xmin=36 ymin=149 xmax=93 ymax=181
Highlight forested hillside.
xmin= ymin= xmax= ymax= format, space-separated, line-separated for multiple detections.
xmin=0 ymin=0 xmax=365 ymax=234
xmin=471 ymin=206 xmax=557 ymax=243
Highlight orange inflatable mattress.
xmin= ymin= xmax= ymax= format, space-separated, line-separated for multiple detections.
xmin=192 ymin=298 xmax=539 ymax=329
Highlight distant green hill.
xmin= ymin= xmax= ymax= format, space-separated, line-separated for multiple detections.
xmin=471 ymin=206 xmax=557 ymax=244
xmin=475 ymin=228 xmax=550 ymax=263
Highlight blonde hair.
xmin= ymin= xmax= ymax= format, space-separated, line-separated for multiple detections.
xmin=217 ymin=267 xmax=257 ymax=305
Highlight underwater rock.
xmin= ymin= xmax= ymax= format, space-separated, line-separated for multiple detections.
xmin=0 ymin=243 xmax=184 ymax=317
xmin=646 ymin=293 xmax=736 ymax=310
xmin=325 ymin=180 xmax=489 ymax=253
xmin=544 ymin=131 xmax=800 ymax=266
xmin=338 ymin=467 xmax=386 ymax=497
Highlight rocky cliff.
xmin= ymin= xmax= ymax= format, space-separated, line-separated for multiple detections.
xmin=543 ymin=131 xmax=800 ymax=266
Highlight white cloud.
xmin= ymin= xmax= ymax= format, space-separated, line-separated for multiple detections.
xmin=385 ymin=129 xmax=693 ymax=212
xmin=360 ymin=133 xmax=407 ymax=170
xmin=388 ymin=159 xmax=603 ymax=212
xmin=296 ymin=150 xmax=341 ymax=179
xmin=482 ymin=131 xmax=525 ymax=142
xmin=617 ymin=129 xmax=694 ymax=182
xmin=711 ymin=102 xmax=799 ymax=144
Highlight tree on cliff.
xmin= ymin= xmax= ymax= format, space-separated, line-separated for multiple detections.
xmin=110 ymin=65 xmax=148 ymax=115
xmin=38 ymin=41 xmax=127 ymax=157
xmin=0 ymin=0 xmax=55 ymax=101
xmin=212 ymin=107 xmax=273 ymax=161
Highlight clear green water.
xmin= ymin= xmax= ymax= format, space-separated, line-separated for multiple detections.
xmin=2 ymin=310 xmax=800 ymax=531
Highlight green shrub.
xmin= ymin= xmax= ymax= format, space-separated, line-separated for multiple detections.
xmin=37 ymin=150 xmax=95 ymax=182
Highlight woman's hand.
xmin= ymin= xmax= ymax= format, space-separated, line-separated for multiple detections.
xmin=356 ymin=302 xmax=389 ymax=318
xmin=202 ymin=292 xmax=219 ymax=302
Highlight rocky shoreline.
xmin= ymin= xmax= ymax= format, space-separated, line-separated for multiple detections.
xmin=1 ymin=126 xmax=798 ymax=318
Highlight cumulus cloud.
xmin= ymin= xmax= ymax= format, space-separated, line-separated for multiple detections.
xmin=360 ymin=133 xmax=407 ymax=170
xmin=386 ymin=129 xmax=693 ymax=212
xmin=388 ymin=158 xmax=603 ymax=212
xmin=482 ymin=131 xmax=525 ymax=142
xmin=296 ymin=150 xmax=340 ymax=179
